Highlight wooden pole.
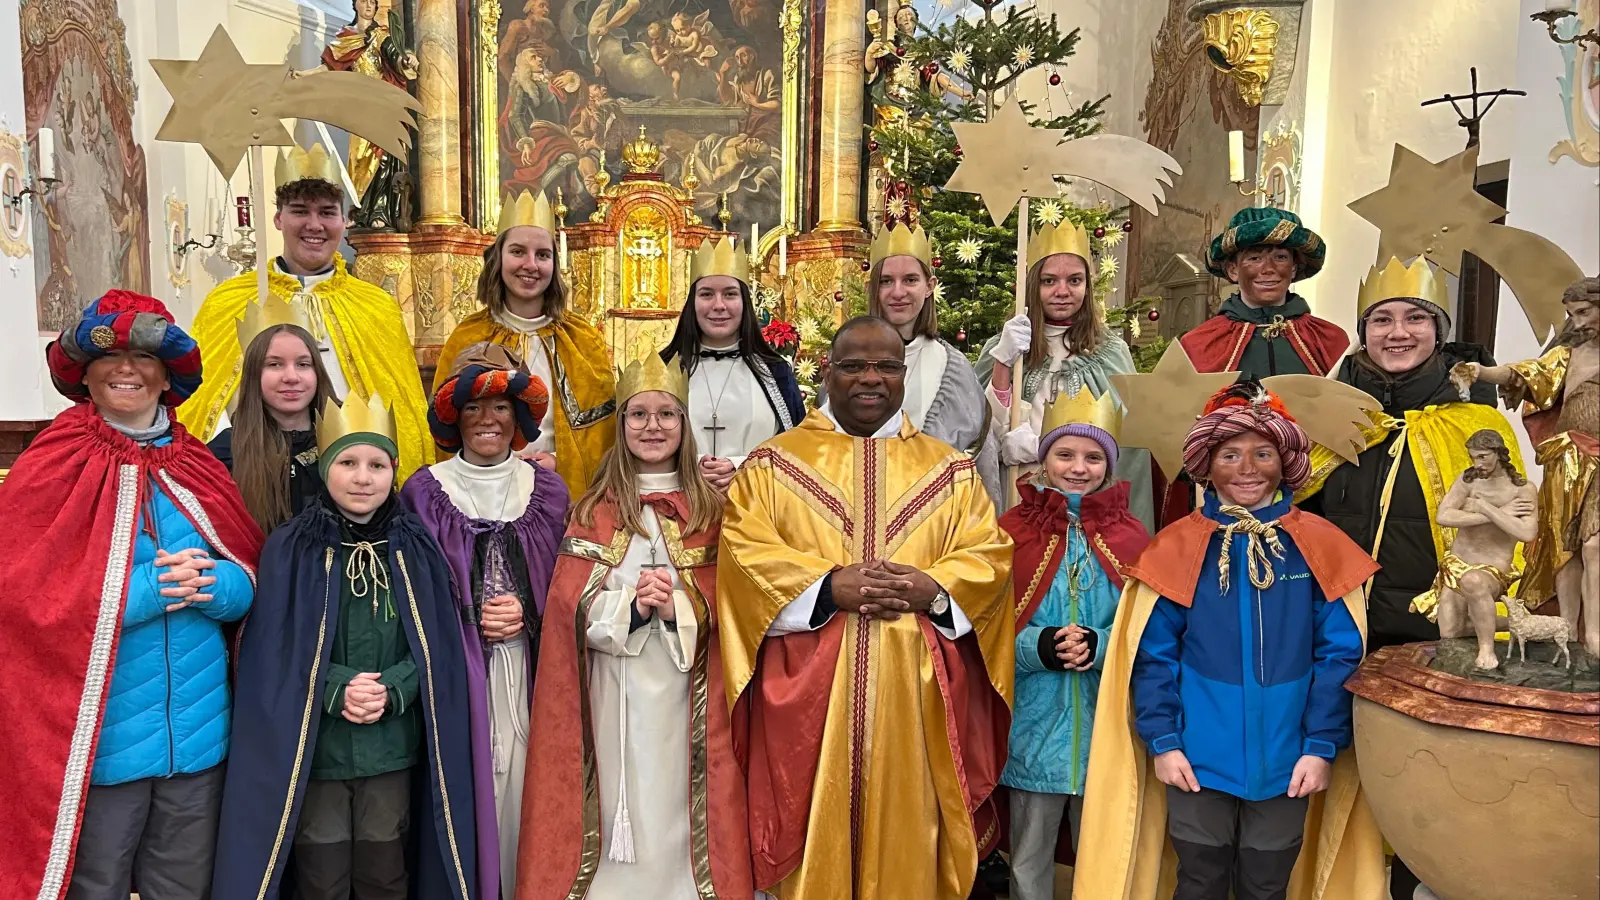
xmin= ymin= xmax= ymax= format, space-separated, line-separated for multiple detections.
xmin=250 ymin=145 xmax=269 ymax=301
xmin=1007 ymin=196 xmax=1029 ymax=508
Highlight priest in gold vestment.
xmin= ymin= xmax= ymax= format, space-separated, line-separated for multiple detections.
xmin=718 ymin=316 xmax=1014 ymax=900
xmin=177 ymin=142 xmax=433 ymax=480
xmin=433 ymin=191 xmax=616 ymax=493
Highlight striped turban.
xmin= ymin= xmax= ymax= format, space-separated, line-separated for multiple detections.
xmin=429 ymin=343 xmax=551 ymax=452
xmin=46 ymin=290 xmax=202 ymax=406
xmin=1181 ymin=381 xmax=1311 ymax=491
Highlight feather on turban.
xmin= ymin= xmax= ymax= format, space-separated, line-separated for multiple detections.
xmin=1181 ymin=380 xmax=1312 ymax=491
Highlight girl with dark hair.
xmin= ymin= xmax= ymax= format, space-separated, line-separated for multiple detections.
xmin=660 ymin=237 xmax=805 ymax=492
xmin=211 ymin=320 xmax=337 ymax=532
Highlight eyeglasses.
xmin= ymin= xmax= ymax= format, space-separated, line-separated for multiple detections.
xmin=624 ymin=408 xmax=683 ymax=430
xmin=830 ymin=358 xmax=907 ymax=377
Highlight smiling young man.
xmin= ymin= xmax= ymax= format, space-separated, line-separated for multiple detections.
xmin=179 ymin=141 xmax=433 ymax=481
xmin=718 ymin=316 xmax=1015 ymax=900
xmin=1182 ymin=207 xmax=1349 ymax=379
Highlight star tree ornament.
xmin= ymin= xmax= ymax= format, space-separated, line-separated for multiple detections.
xmin=949 ymin=46 xmax=972 ymax=75
xmin=1348 ymin=144 xmax=1581 ymax=340
xmin=1034 ymin=198 xmax=1065 ymax=226
xmin=1013 ymin=44 xmax=1035 ymax=67
xmin=954 ymin=236 xmax=984 ymax=264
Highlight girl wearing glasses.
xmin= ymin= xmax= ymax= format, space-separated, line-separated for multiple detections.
xmin=516 ymin=354 xmax=752 ymax=900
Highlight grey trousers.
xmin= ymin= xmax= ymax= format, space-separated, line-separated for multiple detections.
xmin=66 ymin=764 xmax=225 ymax=900
xmin=293 ymin=769 xmax=412 ymax=900
xmin=1008 ymin=789 xmax=1084 ymax=900
xmin=1165 ymin=786 xmax=1309 ymax=900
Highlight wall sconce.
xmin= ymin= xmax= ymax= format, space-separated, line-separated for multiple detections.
xmin=1531 ymin=1 xmax=1599 ymax=50
xmin=3 ymin=126 xmax=59 ymax=212
xmin=174 ymin=233 xmax=221 ymax=259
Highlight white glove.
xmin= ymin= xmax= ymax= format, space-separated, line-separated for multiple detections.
xmin=989 ymin=313 xmax=1032 ymax=366
xmin=1000 ymin=423 xmax=1040 ymax=466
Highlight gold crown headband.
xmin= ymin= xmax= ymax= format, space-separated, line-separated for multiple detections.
xmin=1358 ymin=256 xmax=1448 ymax=318
xmin=616 ymin=352 xmax=690 ymax=406
xmin=497 ymin=189 xmax=557 ymax=235
xmin=689 ymin=235 xmax=751 ymax=283
xmin=869 ymin=222 xmax=933 ymax=268
xmin=1027 ymin=221 xmax=1092 ymax=267
xmin=236 ymin=292 xmax=314 ymax=352
xmin=1042 ymin=385 xmax=1123 ymax=442
xmin=276 ymin=142 xmax=342 ymax=188
xmin=317 ymin=391 xmax=398 ymax=456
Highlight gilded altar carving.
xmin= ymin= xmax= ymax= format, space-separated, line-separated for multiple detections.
xmin=1201 ymin=9 xmax=1279 ymax=108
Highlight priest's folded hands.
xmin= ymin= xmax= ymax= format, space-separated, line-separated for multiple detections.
xmin=479 ymin=592 xmax=525 ymax=641
xmin=833 ymin=559 xmax=943 ymax=619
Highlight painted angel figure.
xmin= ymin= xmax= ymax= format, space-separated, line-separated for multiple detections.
xmin=1455 ymin=276 xmax=1600 ymax=657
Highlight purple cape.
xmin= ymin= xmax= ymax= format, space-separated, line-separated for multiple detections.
xmin=400 ymin=461 xmax=570 ymax=900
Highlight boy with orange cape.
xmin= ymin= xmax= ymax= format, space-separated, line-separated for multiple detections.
xmin=1073 ymin=380 xmax=1386 ymax=900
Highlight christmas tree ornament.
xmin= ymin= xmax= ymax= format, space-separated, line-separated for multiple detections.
xmin=1094 ymin=226 xmax=1106 ymax=238
xmin=1013 ymin=44 xmax=1035 ymax=67
xmin=895 ymin=46 xmax=907 ymax=57
xmin=1100 ymin=227 xmax=1125 ymax=248
xmin=1122 ymin=220 xmax=1134 ymax=233
xmin=932 ymin=255 xmax=943 ymax=268
xmin=834 ymin=291 xmax=845 ymax=303
xmin=1098 ymin=255 xmax=1118 ymax=277
xmin=1034 ymin=199 xmax=1065 ymax=226
xmin=953 ymin=236 xmax=983 ymax=264
xmin=957 ymin=327 xmax=967 ymax=342
xmin=953 ymin=145 xmax=963 ymax=157
xmin=1049 ymin=71 xmax=1062 ymax=86
xmin=947 ymin=97 xmax=1182 ymax=225
xmin=860 ymin=259 xmax=872 ymax=272
xmin=869 ymin=139 xmax=880 ymax=153
xmin=949 ymin=47 xmax=972 ymax=74
xmin=1147 ymin=309 xmax=1160 ymax=322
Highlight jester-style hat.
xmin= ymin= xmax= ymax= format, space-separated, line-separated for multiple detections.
xmin=868 ymin=221 xmax=933 ymax=269
xmin=275 ymin=141 xmax=342 ymax=188
xmin=1028 ymin=220 xmax=1093 ymax=267
xmin=617 ymin=351 xmax=690 ymax=405
xmin=236 ymin=292 xmax=315 ymax=353
xmin=497 ymin=189 xmax=557 ymax=236
xmin=46 ymin=290 xmax=202 ymax=406
xmin=1039 ymin=385 xmax=1123 ymax=468
xmin=428 ymin=343 xmax=551 ymax=453
xmin=689 ymin=235 xmax=751 ymax=284
xmin=317 ymin=391 xmax=399 ymax=477
xmin=1204 ymin=207 xmax=1325 ymax=281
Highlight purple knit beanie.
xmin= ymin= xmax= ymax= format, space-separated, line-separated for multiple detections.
xmin=1039 ymin=422 xmax=1119 ymax=470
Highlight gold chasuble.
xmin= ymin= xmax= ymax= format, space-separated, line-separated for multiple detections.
xmin=718 ymin=410 xmax=1014 ymax=900
xmin=177 ymin=254 xmax=433 ymax=480
xmin=434 ymin=309 xmax=616 ymax=493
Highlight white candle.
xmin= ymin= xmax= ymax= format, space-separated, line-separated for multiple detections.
xmin=559 ymin=229 xmax=569 ymax=270
xmin=204 ymin=196 xmax=216 ymax=237
xmin=751 ymin=222 xmax=761 ymax=255
xmin=1546 ymin=0 xmax=1574 ymax=12
xmin=779 ymin=233 xmax=788 ymax=277
xmin=36 ymin=127 xmax=55 ymax=180
xmin=1228 ymin=130 xmax=1245 ymax=184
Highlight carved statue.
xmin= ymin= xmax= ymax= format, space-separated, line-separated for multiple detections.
xmin=1457 ymin=276 xmax=1599 ymax=658
xmin=863 ymin=5 xmax=970 ymax=108
xmin=307 ymin=0 xmax=420 ymax=231
xmin=1427 ymin=430 xmax=1539 ymax=670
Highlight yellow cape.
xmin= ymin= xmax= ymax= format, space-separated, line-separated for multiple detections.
xmin=176 ymin=254 xmax=434 ymax=482
xmin=434 ymin=309 xmax=616 ymax=494
xmin=1071 ymin=579 xmax=1387 ymax=900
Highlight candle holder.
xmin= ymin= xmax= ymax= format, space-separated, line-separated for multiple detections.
xmin=174 ymin=232 xmax=223 ymax=259
xmin=224 ymin=227 xmax=258 ymax=273
xmin=1531 ymin=7 xmax=1599 ymax=50
xmin=2 ymin=175 xmax=60 ymax=212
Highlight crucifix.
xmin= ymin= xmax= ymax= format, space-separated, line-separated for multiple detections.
xmin=702 ymin=415 xmax=726 ymax=457
xmin=1420 ymin=67 xmax=1525 ymax=149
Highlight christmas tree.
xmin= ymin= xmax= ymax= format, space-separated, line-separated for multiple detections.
xmin=865 ymin=0 xmax=1151 ymax=356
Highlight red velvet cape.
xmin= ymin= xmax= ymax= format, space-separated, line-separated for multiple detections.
xmin=999 ymin=478 xmax=1152 ymax=630
xmin=1179 ymin=311 xmax=1350 ymax=376
xmin=0 ymin=403 xmax=262 ymax=900
xmin=516 ymin=493 xmax=752 ymax=899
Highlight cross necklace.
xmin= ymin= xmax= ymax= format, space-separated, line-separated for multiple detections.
xmin=696 ymin=354 xmax=740 ymax=458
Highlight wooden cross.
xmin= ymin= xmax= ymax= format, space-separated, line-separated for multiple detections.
xmin=702 ymin=411 xmax=726 ymax=458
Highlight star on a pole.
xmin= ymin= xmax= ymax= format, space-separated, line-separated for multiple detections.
xmin=1347 ymin=145 xmax=1505 ymax=272
xmin=1109 ymin=342 xmax=1236 ymax=481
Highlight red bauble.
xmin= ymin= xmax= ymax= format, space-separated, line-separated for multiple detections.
xmin=1049 ymin=72 xmax=1061 ymax=86
xmin=1093 ymin=226 xmax=1106 ymax=238
xmin=931 ymin=256 xmax=943 ymax=268
xmin=869 ymin=139 xmax=880 ymax=152
xmin=956 ymin=328 xmax=967 ymax=341
xmin=953 ymin=145 xmax=963 ymax=157
xmin=835 ymin=291 xmax=845 ymax=303
xmin=860 ymin=259 xmax=872 ymax=272
xmin=1147 ymin=309 xmax=1161 ymax=322
xmin=894 ymin=46 xmax=907 ymax=57
xmin=895 ymin=181 xmax=907 ymax=191
xmin=1122 ymin=220 xmax=1134 ymax=233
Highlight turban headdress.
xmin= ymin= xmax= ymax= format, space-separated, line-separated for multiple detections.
xmin=1181 ymin=380 xmax=1312 ymax=491
xmin=45 ymin=290 xmax=202 ymax=406
xmin=428 ymin=343 xmax=551 ymax=452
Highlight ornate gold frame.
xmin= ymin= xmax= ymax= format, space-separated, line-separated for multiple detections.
xmin=1202 ymin=9 xmax=1279 ymax=108
xmin=471 ymin=0 xmax=808 ymax=236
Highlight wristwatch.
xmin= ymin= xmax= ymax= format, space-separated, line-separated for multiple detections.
xmin=930 ymin=588 xmax=951 ymax=617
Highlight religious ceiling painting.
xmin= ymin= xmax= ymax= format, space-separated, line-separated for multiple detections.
xmin=492 ymin=0 xmax=793 ymax=234
xmin=1550 ymin=0 xmax=1598 ymax=168
xmin=20 ymin=0 xmax=150 ymax=334
xmin=1128 ymin=0 xmax=1258 ymax=311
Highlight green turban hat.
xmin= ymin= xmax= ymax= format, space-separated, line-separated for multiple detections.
xmin=1204 ymin=207 xmax=1326 ymax=281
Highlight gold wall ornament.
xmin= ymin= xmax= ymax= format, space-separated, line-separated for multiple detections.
xmin=1201 ymin=9 xmax=1279 ymax=108
xmin=621 ymin=126 xmax=663 ymax=175
xmin=0 ymin=128 xmax=30 ymax=259
xmin=164 ymin=194 xmax=191 ymax=288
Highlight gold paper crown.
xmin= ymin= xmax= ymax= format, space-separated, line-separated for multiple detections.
xmin=497 ymin=190 xmax=557 ymax=235
xmin=1358 ymin=256 xmax=1448 ymax=317
xmin=317 ymin=391 xmax=398 ymax=456
xmin=869 ymin=222 xmax=933 ymax=268
xmin=236 ymin=292 xmax=314 ymax=352
xmin=1042 ymin=385 xmax=1123 ymax=443
xmin=616 ymin=352 xmax=690 ymax=405
xmin=1027 ymin=221 xmax=1092 ymax=266
xmin=275 ymin=142 xmax=342 ymax=188
xmin=689 ymin=236 xmax=751 ymax=283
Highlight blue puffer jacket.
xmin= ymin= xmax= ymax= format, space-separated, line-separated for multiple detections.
xmin=93 ymin=451 xmax=254 ymax=786
xmin=1131 ymin=491 xmax=1363 ymax=801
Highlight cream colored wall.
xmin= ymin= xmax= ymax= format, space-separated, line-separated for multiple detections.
xmin=0 ymin=0 xmax=47 ymax=419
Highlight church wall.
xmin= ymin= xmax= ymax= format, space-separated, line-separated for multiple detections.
xmin=0 ymin=0 xmax=47 ymax=420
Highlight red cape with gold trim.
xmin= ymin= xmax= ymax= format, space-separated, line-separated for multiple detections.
xmin=1000 ymin=477 xmax=1151 ymax=628
xmin=0 ymin=403 xmax=263 ymax=900
xmin=515 ymin=492 xmax=751 ymax=900
xmin=1179 ymin=312 xmax=1350 ymax=377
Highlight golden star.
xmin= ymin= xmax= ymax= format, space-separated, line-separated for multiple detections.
xmin=1108 ymin=341 xmax=1235 ymax=481
xmin=1347 ymin=144 xmax=1505 ymax=273
xmin=947 ymin=98 xmax=1071 ymax=225
xmin=151 ymin=27 xmax=296 ymax=176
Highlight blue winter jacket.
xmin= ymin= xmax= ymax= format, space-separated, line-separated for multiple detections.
xmin=92 ymin=444 xmax=254 ymax=786
xmin=1130 ymin=491 xmax=1364 ymax=801
xmin=1002 ymin=492 xmax=1118 ymax=796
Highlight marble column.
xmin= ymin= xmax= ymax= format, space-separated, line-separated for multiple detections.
xmin=414 ymin=0 xmax=465 ymax=226
xmin=815 ymin=0 xmax=866 ymax=232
